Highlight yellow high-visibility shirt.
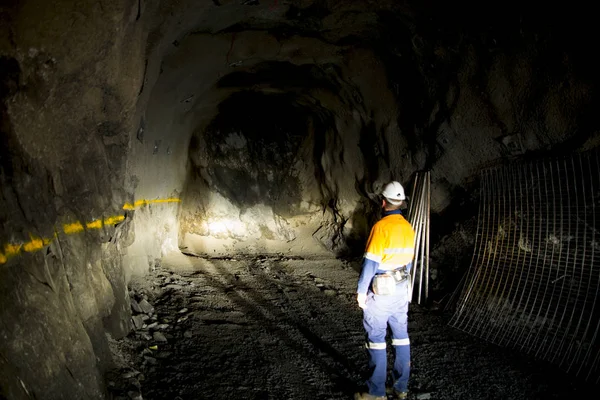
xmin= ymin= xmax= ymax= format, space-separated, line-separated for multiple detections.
xmin=364 ymin=213 xmax=415 ymax=270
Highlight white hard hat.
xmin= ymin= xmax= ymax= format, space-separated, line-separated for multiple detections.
xmin=382 ymin=181 xmax=406 ymax=204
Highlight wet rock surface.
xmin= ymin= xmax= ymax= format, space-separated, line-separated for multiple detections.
xmin=110 ymin=255 xmax=594 ymax=400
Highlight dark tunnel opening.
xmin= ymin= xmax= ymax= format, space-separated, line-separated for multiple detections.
xmin=196 ymin=91 xmax=308 ymax=213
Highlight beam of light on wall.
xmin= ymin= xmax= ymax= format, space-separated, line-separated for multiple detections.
xmin=207 ymin=218 xmax=247 ymax=237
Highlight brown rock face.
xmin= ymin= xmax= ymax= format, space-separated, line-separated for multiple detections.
xmin=1 ymin=0 xmax=599 ymax=397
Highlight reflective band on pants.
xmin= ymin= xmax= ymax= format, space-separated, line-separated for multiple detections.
xmin=365 ymin=342 xmax=386 ymax=350
xmin=392 ymin=338 xmax=410 ymax=346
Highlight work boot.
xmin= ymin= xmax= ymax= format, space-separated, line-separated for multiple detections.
xmin=353 ymin=392 xmax=386 ymax=400
xmin=392 ymin=388 xmax=408 ymax=399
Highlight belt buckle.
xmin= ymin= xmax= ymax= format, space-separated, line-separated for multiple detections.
xmin=392 ymin=268 xmax=407 ymax=283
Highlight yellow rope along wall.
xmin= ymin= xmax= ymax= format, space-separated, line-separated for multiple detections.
xmin=0 ymin=198 xmax=181 ymax=265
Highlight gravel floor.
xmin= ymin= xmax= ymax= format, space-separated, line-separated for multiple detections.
xmin=108 ymin=254 xmax=596 ymax=400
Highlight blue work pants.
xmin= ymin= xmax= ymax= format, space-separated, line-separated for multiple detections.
xmin=362 ymin=282 xmax=410 ymax=397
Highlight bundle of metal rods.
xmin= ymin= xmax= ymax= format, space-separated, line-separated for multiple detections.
xmin=408 ymin=171 xmax=431 ymax=304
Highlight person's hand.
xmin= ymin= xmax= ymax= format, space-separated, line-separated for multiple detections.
xmin=357 ymin=293 xmax=367 ymax=309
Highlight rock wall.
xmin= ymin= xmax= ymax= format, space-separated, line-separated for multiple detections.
xmin=0 ymin=0 xmax=145 ymax=397
xmin=174 ymin=32 xmax=406 ymax=257
xmin=0 ymin=1 xmax=266 ymax=397
xmin=377 ymin=6 xmax=600 ymax=290
xmin=177 ymin=8 xmax=600 ymax=264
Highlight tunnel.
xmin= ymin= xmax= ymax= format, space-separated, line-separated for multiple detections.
xmin=1 ymin=1 xmax=600 ymax=399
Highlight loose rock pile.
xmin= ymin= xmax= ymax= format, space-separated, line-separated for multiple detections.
xmin=106 ymin=275 xmax=195 ymax=400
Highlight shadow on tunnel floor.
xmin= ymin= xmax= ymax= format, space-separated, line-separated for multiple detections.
xmin=112 ymin=255 xmax=598 ymax=400
xmin=123 ymin=256 xmax=368 ymax=400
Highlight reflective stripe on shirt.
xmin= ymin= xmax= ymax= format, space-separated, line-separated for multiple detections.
xmin=384 ymin=248 xmax=414 ymax=254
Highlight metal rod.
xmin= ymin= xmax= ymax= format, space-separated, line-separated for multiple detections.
xmin=418 ymin=172 xmax=428 ymax=304
xmin=448 ymin=170 xmax=485 ymax=319
xmin=410 ymin=174 xmax=425 ymax=294
xmin=411 ymin=173 xmax=423 ymax=297
xmin=411 ymin=188 xmax=424 ymax=299
xmin=425 ymin=171 xmax=430 ymax=302
xmin=408 ymin=172 xmax=419 ymax=221
xmin=407 ymin=171 xmax=433 ymax=305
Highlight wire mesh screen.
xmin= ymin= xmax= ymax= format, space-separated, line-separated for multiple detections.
xmin=449 ymin=150 xmax=600 ymax=383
